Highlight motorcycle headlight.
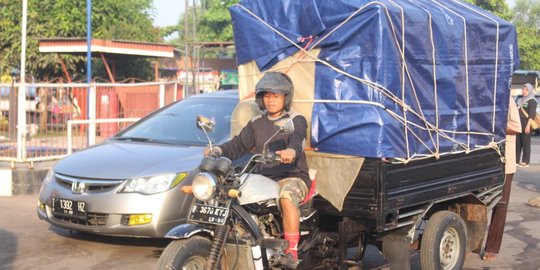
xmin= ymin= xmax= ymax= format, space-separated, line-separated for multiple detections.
xmin=120 ymin=172 xmax=188 ymax=195
xmin=192 ymin=172 xmax=217 ymax=201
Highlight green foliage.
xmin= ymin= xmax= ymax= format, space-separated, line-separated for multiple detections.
xmin=463 ymin=0 xmax=512 ymax=20
xmin=513 ymin=0 xmax=540 ymax=29
xmin=166 ymin=0 xmax=239 ymax=48
xmin=0 ymin=0 xmax=24 ymax=76
xmin=461 ymin=0 xmax=540 ymax=70
xmin=195 ymin=0 xmax=239 ymax=42
xmin=0 ymin=0 xmax=161 ymax=81
xmin=515 ymin=26 xmax=540 ymax=70
xmin=513 ymin=0 xmax=540 ymax=70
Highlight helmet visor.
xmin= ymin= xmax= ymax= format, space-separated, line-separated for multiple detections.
xmin=256 ymin=88 xmax=289 ymax=95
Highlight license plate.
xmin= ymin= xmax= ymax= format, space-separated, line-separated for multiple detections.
xmin=188 ymin=203 xmax=229 ymax=225
xmin=52 ymin=198 xmax=87 ymax=220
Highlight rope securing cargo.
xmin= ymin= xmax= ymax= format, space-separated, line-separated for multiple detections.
xmin=231 ymin=0 xmax=517 ymax=164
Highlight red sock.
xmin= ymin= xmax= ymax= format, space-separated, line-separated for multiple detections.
xmin=284 ymin=232 xmax=300 ymax=260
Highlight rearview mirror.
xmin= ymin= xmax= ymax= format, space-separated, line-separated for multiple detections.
xmin=196 ymin=115 xmax=214 ymax=133
xmin=274 ymin=118 xmax=294 ymax=135
xmin=263 ymin=118 xmax=295 ymax=156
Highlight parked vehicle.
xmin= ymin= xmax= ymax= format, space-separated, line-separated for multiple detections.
xmin=157 ymin=116 xmax=504 ymax=270
xmin=0 ymin=83 xmax=39 ymax=115
xmin=37 ymin=90 xmax=238 ymax=238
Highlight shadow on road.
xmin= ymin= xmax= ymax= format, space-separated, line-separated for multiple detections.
xmin=48 ymin=225 xmax=170 ymax=257
xmin=515 ymin=164 xmax=540 ymax=193
xmin=0 ymin=229 xmax=17 ymax=270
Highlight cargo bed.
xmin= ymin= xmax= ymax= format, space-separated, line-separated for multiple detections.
xmin=315 ymin=147 xmax=504 ymax=232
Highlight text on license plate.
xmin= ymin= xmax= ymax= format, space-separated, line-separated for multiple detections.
xmin=52 ymin=198 xmax=87 ymax=219
xmin=188 ymin=204 xmax=229 ymax=225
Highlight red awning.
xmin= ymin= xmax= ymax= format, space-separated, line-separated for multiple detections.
xmin=39 ymin=38 xmax=174 ymax=58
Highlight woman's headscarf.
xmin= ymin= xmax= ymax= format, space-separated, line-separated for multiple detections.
xmin=517 ymin=83 xmax=536 ymax=107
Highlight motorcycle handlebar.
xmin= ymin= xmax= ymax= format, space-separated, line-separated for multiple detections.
xmin=207 ymin=147 xmax=222 ymax=158
xmin=254 ymin=152 xmax=280 ymax=164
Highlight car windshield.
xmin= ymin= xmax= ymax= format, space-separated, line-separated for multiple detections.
xmin=116 ymin=97 xmax=237 ymax=145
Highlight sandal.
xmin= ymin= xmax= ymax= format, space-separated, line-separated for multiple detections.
xmin=482 ymin=252 xmax=496 ymax=261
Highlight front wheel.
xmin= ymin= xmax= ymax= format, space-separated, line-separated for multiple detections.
xmin=157 ymin=236 xmax=211 ymax=270
xmin=420 ymin=211 xmax=466 ymax=270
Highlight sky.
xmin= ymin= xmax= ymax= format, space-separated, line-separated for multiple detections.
xmin=152 ymin=0 xmax=185 ymax=28
xmin=151 ymin=0 xmax=516 ymax=28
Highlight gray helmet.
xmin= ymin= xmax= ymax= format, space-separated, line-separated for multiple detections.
xmin=255 ymin=72 xmax=294 ymax=111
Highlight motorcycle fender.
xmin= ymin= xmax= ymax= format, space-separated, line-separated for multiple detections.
xmin=164 ymin=223 xmax=213 ymax=239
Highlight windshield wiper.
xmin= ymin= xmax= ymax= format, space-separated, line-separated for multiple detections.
xmin=114 ymin=137 xmax=153 ymax=142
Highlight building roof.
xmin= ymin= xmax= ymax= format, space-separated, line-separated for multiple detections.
xmin=38 ymin=38 xmax=174 ymax=58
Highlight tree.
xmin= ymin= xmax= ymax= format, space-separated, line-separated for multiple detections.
xmin=194 ymin=0 xmax=239 ymax=42
xmin=464 ymin=0 xmax=540 ymax=70
xmin=515 ymin=26 xmax=540 ymax=70
xmin=0 ymin=0 xmax=161 ymax=81
xmin=165 ymin=0 xmax=239 ymax=48
xmin=512 ymin=0 xmax=540 ymax=29
xmin=464 ymin=0 xmax=512 ymax=20
xmin=512 ymin=0 xmax=540 ymax=70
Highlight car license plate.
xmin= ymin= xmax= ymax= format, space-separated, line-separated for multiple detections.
xmin=188 ymin=203 xmax=229 ymax=225
xmin=52 ymin=198 xmax=87 ymax=220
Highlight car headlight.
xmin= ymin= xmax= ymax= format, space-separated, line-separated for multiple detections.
xmin=120 ymin=172 xmax=188 ymax=195
xmin=192 ymin=172 xmax=217 ymax=201
xmin=39 ymin=169 xmax=55 ymax=195
xmin=43 ymin=169 xmax=54 ymax=183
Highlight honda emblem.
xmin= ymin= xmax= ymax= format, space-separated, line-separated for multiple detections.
xmin=71 ymin=181 xmax=86 ymax=194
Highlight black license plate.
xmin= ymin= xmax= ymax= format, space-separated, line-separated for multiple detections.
xmin=52 ymin=198 xmax=87 ymax=220
xmin=188 ymin=203 xmax=229 ymax=225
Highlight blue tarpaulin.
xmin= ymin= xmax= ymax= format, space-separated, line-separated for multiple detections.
xmin=230 ymin=0 xmax=520 ymax=160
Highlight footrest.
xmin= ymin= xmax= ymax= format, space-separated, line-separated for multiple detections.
xmin=259 ymin=238 xmax=289 ymax=251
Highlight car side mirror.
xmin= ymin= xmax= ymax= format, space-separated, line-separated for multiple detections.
xmin=196 ymin=115 xmax=214 ymax=133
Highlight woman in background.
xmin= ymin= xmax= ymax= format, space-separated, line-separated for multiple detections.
xmin=516 ymin=83 xmax=537 ymax=167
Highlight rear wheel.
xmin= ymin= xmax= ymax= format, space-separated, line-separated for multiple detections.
xmin=420 ymin=211 xmax=466 ymax=270
xmin=157 ymin=236 xmax=211 ymax=270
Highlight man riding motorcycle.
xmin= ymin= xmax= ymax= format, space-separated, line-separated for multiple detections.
xmin=204 ymin=71 xmax=311 ymax=268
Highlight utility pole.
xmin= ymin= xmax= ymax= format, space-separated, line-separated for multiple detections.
xmin=184 ymin=0 xmax=190 ymax=96
xmin=87 ymin=0 xmax=96 ymax=145
xmin=192 ymin=0 xmax=197 ymax=93
xmin=17 ymin=0 xmax=28 ymax=161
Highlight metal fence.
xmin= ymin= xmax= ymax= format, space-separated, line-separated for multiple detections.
xmin=0 ymin=81 xmax=183 ymax=163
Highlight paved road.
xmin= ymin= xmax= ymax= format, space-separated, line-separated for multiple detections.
xmin=1 ymin=137 xmax=539 ymax=270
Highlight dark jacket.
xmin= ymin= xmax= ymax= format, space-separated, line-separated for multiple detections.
xmin=519 ymin=99 xmax=537 ymax=130
xmin=219 ymin=111 xmax=311 ymax=187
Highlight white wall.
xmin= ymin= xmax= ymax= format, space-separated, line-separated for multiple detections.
xmin=0 ymin=169 xmax=12 ymax=196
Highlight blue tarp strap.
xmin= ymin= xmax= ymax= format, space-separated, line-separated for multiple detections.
xmin=450 ymin=1 xmax=503 ymax=139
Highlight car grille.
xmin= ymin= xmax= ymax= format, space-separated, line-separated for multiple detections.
xmin=52 ymin=212 xmax=109 ymax=226
xmin=55 ymin=173 xmax=124 ymax=193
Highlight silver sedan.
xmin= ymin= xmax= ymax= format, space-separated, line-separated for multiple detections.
xmin=37 ymin=90 xmax=238 ymax=238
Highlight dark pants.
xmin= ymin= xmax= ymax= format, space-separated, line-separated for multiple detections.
xmin=484 ymin=174 xmax=514 ymax=254
xmin=516 ymin=132 xmax=531 ymax=164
